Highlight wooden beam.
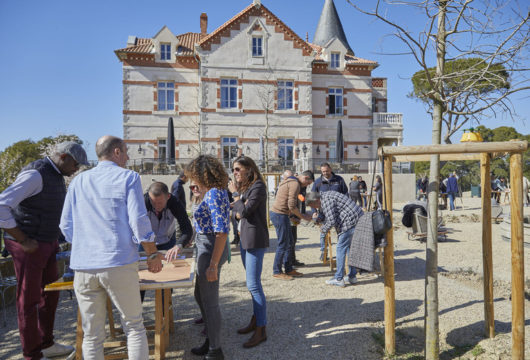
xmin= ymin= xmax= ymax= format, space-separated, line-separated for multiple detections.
xmin=392 ymin=153 xmax=481 ymax=162
xmin=383 ymin=156 xmax=395 ymax=355
xmin=380 ymin=141 xmax=527 ymax=157
xmin=480 ymin=153 xmax=495 ymax=338
xmin=509 ymin=153 xmax=525 ymax=360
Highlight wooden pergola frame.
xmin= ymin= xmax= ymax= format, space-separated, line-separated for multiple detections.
xmin=379 ymin=141 xmax=527 ymax=360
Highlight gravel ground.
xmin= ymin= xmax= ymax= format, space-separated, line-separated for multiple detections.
xmin=0 ymin=196 xmax=529 ymax=359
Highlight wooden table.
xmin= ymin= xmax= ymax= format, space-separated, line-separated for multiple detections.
xmin=46 ymin=251 xmax=195 ymax=360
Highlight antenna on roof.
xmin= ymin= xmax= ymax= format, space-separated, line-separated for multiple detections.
xmin=306 ymin=32 xmax=309 ymax=42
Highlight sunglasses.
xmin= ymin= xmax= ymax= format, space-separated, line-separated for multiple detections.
xmin=189 ymin=185 xmax=199 ymax=191
xmin=232 ymin=167 xmax=242 ymax=173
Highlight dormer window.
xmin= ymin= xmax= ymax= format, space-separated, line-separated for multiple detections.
xmin=160 ymin=43 xmax=171 ymax=60
xmin=330 ymin=52 xmax=340 ymax=69
xmin=252 ymin=36 xmax=263 ymax=57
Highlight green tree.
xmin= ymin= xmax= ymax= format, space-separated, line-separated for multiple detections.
xmin=0 ymin=135 xmax=83 ymax=192
xmin=411 ymin=58 xmax=510 ymax=144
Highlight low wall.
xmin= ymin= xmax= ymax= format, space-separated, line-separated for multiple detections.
xmin=140 ymin=173 xmax=416 ymax=208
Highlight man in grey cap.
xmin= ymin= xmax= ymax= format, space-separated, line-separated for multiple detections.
xmin=0 ymin=141 xmax=87 ymax=360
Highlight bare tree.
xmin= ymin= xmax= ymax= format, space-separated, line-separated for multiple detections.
xmin=254 ymin=68 xmax=277 ymax=172
xmin=347 ymin=0 xmax=529 ymax=358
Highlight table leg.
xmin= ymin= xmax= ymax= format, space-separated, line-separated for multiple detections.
xmin=168 ymin=293 xmax=174 ymax=334
xmin=154 ymin=289 xmax=165 ymax=360
xmin=76 ymin=309 xmax=83 ymax=360
xmin=163 ymin=290 xmax=171 ymax=346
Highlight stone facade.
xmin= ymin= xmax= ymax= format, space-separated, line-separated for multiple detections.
xmin=115 ymin=0 xmax=403 ymax=172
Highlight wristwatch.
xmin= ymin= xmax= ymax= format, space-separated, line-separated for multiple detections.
xmin=232 ymin=191 xmax=240 ymax=197
xmin=148 ymin=252 xmax=159 ymax=261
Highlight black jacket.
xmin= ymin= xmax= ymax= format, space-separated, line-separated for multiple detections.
xmin=232 ymin=180 xmax=269 ymax=250
xmin=144 ymin=193 xmax=193 ymax=247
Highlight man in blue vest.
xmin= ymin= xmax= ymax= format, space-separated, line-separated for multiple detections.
xmin=311 ymin=163 xmax=347 ymax=260
xmin=0 ymin=141 xmax=88 ymax=360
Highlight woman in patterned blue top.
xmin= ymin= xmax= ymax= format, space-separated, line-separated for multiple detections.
xmin=185 ymin=155 xmax=229 ymax=360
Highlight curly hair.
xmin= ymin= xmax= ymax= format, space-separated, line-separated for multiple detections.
xmin=232 ymin=155 xmax=264 ymax=193
xmin=185 ymin=155 xmax=229 ymax=190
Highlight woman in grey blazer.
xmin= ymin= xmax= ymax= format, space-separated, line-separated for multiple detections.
xmin=228 ymin=156 xmax=269 ymax=348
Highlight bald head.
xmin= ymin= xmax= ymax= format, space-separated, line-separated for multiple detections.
xmin=96 ymin=135 xmax=124 ymax=160
xmin=282 ymin=170 xmax=293 ymax=179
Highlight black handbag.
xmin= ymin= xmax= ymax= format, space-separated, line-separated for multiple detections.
xmin=372 ymin=209 xmax=392 ymax=235
xmin=368 ymin=153 xmax=393 ymax=235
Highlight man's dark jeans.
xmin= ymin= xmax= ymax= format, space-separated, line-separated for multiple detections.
xmin=270 ymin=211 xmax=293 ymax=274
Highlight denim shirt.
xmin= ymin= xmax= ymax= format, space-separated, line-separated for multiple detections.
xmin=193 ymin=188 xmax=230 ymax=234
xmin=60 ymin=161 xmax=155 ymax=270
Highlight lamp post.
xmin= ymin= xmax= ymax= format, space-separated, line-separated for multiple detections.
xmin=302 ymin=144 xmax=308 ymax=170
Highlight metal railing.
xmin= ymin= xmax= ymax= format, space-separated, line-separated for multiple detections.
xmin=124 ymin=157 xmax=380 ymax=175
xmin=373 ymin=112 xmax=403 ymax=126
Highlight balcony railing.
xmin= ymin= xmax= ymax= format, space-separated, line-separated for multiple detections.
xmin=373 ymin=112 xmax=403 ymax=126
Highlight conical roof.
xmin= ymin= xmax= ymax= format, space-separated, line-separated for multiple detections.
xmin=313 ymin=0 xmax=353 ymax=55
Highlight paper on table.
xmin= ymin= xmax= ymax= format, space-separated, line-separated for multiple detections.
xmin=138 ymin=259 xmax=192 ymax=283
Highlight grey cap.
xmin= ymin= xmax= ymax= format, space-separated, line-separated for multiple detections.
xmin=55 ymin=141 xmax=89 ymax=166
xmin=305 ymin=191 xmax=321 ymax=206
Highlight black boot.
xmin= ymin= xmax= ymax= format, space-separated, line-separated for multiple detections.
xmin=191 ymin=338 xmax=209 ymax=356
xmin=204 ymin=348 xmax=224 ymax=360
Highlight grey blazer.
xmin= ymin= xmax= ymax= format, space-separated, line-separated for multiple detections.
xmin=232 ymin=180 xmax=269 ymax=250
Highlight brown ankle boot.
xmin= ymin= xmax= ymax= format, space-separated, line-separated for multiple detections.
xmin=243 ymin=326 xmax=267 ymax=348
xmin=237 ymin=315 xmax=256 ymax=334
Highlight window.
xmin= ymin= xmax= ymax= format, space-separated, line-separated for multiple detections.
xmin=252 ymin=36 xmax=263 ymax=57
xmin=329 ymin=88 xmax=343 ymax=115
xmin=160 ymin=43 xmax=171 ymax=60
xmin=277 ymin=81 xmax=293 ymax=110
xmin=372 ymin=97 xmax=377 ymax=113
xmin=158 ymin=139 xmax=166 ymax=160
xmin=157 ymin=82 xmax=174 ymax=111
xmin=328 ymin=141 xmax=336 ymax=160
xmin=330 ymin=52 xmax=340 ymax=69
xmin=278 ymin=138 xmax=294 ymax=166
xmin=221 ymin=137 xmax=238 ymax=167
xmin=220 ymin=79 xmax=237 ymax=108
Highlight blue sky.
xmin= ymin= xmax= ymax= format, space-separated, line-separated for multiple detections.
xmin=0 ymin=0 xmax=528 ymax=160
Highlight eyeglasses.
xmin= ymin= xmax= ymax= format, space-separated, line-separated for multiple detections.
xmin=232 ymin=167 xmax=242 ymax=173
xmin=189 ymin=185 xmax=199 ymax=191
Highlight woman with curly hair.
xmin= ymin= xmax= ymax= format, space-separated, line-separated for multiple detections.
xmin=228 ymin=156 xmax=269 ymax=348
xmin=185 ymin=155 xmax=229 ymax=360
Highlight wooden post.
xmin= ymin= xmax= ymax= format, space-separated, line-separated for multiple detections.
xmin=383 ymin=155 xmax=395 ymax=355
xmin=76 ymin=309 xmax=83 ymax=360
xmin=480 ymin=153 xmax=495 ymax=338
xmin=509 ymin=153 xmax=525 ymax=360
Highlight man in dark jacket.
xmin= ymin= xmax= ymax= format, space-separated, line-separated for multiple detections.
xmin=139 ymin=181 xmax=192 ymax=302
xmin=170 ymin=171 xmax=188 ymax=208
xmin=312 ymin=163 xmax=347 ymax=259
xmin=0 ymin=141 xmax=88 ymax=359
xmin=141 ymin=182 xmax=192 ymax=252
xmin=311 ymin=163 xmax=348 ymax=194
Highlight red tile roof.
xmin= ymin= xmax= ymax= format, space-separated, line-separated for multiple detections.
xmin=115 ymin=38 xmax=153 ymax=54
xmin=177 ymin=32 xmax=207 ymax=56
xmin=198 ymin=3 xmax=314 ymax=56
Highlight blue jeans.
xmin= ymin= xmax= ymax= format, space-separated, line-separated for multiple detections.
xmin=335 ymin=227 xmax=357 ymax=280
xmin=448 ymin=192 xmax=457 ymax=210
xmin=319 ymin=232 xmax=326 ymax=252
xmin=240 ymin=245 xmax=267 ymax=326
xmin=270 ymin=212 xmax=293 ymax=274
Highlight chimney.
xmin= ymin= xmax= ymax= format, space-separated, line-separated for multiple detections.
xmin=200 ymin=13 xmax=208 ymax=35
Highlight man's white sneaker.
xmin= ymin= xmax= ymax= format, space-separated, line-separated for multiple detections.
xmin=345 ymin=276 xmax=358 ymax=285
xmin=42 ymin=343 xmax=74 ymax=358
xmin=325 ymin=278 xmax=345 ymax=287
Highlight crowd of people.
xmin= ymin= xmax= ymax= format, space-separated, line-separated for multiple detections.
xmin=0 ymin=138 xmax=375 ymax=360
